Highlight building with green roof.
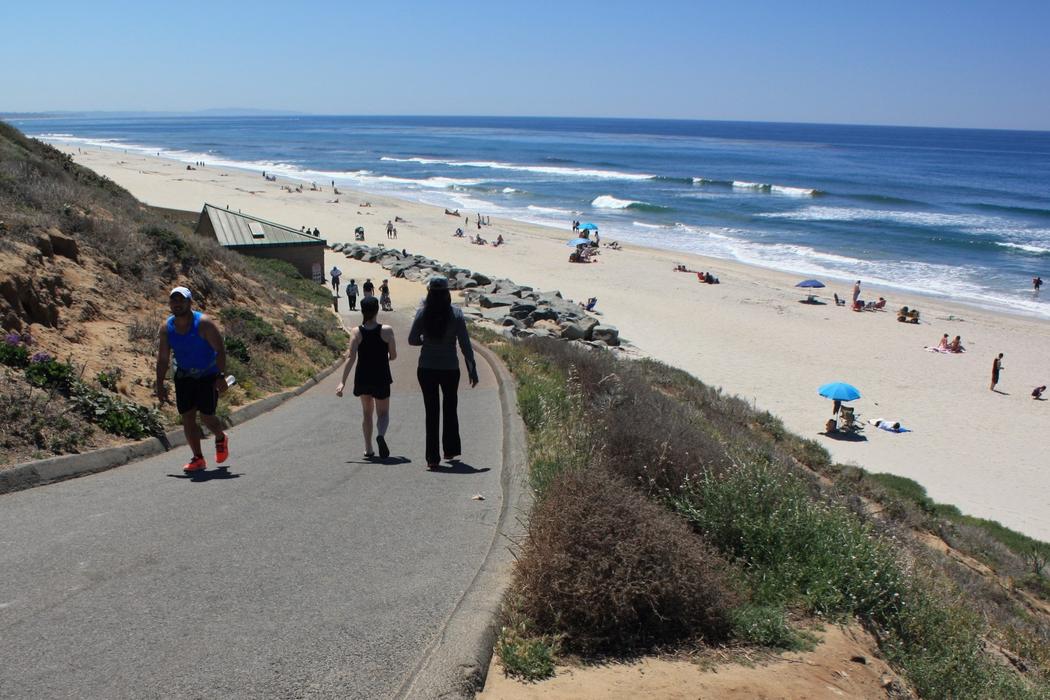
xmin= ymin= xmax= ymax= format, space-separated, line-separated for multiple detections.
xmin=194 ymin=204 xmax=326 ymax=280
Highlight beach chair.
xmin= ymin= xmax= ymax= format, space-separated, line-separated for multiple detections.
xmin=839 ymin=406 xmax=862 ymax=433
xmin=833 ymin=293 xmax=846 ymax=306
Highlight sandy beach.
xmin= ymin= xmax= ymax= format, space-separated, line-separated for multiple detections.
xmin=59 ymin=145 xmax=1050 ymax=541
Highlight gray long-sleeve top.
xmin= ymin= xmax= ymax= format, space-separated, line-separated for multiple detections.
xmin=408 ymin=305 xmax=478 ymax=379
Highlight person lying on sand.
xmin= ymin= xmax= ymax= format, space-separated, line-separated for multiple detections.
xmin=868 ymin=418 xmax=907 ymax=432
xmin=444 ymin=208 xmax=460 ymax=216
xmin=1032 ymin=386 xmax=1047 ymax=399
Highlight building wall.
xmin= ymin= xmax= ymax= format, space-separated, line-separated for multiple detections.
xmin=194 ymin=212 xmax=217 ymax=240
xmin=233 ymin=244 xmax=325 ymax=279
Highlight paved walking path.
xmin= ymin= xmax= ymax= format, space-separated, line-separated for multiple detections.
xmin=0 ymin=306 xmax=512 ymax=699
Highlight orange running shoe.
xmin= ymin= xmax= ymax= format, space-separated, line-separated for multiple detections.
xmin=215 ymin=435 xmax=229 ymax=464
xmin=183 ymin=456 xmax=207 ymax=473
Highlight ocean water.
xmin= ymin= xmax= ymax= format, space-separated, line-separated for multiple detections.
xmin=13 ymin=115 xmax=1050 ymax=318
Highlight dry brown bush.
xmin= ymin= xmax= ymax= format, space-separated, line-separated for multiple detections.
xmin=513 ymin=469 xmax=739 ymax=655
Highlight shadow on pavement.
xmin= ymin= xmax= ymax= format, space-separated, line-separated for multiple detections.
xmin=346 ymin=456 xmax=413 ymax=465
xmin=166 ymin=468 xmax=242 ymax=482
xmin=429 ymin=460 xmax=491 ymax=475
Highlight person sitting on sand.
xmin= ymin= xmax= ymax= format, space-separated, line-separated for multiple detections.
xmin=949 ymin=335 xmax=965 ymax=353
xmin=937 ymin=333 xmax=950 ymax=351
xmin=873 ymin=297 xmax=886 ymax=310
xmin=1032 ymin=386 xmax=1047 ymax=400
xmin=453 ymin=228 xmax=464 ymax=238
xmin=579 ymin=297 xmax=597 ymax=311
xmin=697 ymin=271 xmax=706 ymax=282
xmin=493 ymin=234 xmax=504 ymax=247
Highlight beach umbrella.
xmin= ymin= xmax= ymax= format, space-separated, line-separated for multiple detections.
xmin=795 ymin=279 xmax=825 ymax=288
xmin=579 ymin=222 xmax=598 ymax=231
xmin=818 ymin=382 xmax=861 ymax=401
xmin=567 ymin=237 xmax=592 ymax=246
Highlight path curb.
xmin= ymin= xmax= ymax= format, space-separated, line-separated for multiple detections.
xmin=395 ymin=341 xmax=531 ymax=700
xmin=0 ymin=358 xmax=344 ymax=495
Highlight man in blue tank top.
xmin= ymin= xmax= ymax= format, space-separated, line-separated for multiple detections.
xmin=155 ymin=287 xmax=230 ymax=473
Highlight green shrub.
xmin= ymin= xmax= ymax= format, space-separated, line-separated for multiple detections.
xmin=245 ymin=257 xmax=332 ymax=307
xmin=224 ymin=336 xmax=251 ymax=364
xmin=96 ymin=367 xmax=122 ymax=392
xmin=142 ymin=225 xmax=188 ymax=260
xmin=671 ymin=460 xmax=905 ymax=619
xmin=68 ymin=383 xmax=163 ymax=439
xmin=729 ymin=604 xmax=807 ymax=649
xmin=294 ymin=313 xmax=345 ymax=351
xmin=1 ymin=334 xmax=30 ymax=368
xmin=220 ymin=306 xmax=291 ymax=352
xmin=25 ymin=354 xmax=76 ymax=390
xmin=496 ymin=619 xmax=558 ymax=681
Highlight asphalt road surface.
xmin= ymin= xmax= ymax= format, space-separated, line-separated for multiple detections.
xmin=0 ymin=308 xmax=506 ymax=699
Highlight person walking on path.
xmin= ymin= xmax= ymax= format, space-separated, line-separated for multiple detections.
xmin=330 ymin=266 xmax=342 ymax=293
xmin=408 ymin=276 xmax=479 ymax=469
xmin=379 ymin=279 xmax=392 ymax=311
xmin=363 ymin=278 xmax=375 ymax=298
xmin=991 ymin=352 xmax=1004 ymax=391
xmin=336 ymin=297 xmax=397 ymax=459
xmin=346 ymin=279 xmax=359 ymax=311
xmin=155 ymin=286 xmax=231 ymax=473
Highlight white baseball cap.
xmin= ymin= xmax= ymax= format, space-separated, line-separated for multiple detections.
xmin=170 ymin=286 xmax=192 ymax=299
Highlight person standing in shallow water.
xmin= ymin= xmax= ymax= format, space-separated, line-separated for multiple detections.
xmin=408 ymin=276 xmax=479 ymax=469
xmin=155 ymin=286 xmax=230 ymax=473
xmin=336 ymin=297 xmax=397 ymax=459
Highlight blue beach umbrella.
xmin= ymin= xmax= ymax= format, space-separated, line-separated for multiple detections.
xmin=795 ymin=279 xmax=826 ymax=288
xmin=567 ymin=237 xmax=592 ymax=246
xmin=579 ymin=222 xmax=598 ymax=231
xmin=818 ymin=382 xmax=861 ymax=402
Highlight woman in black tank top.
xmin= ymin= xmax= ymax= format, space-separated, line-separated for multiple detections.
xmin=336 ymin=297 xmax=398 ymax=459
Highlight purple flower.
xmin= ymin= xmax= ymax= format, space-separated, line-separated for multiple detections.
xmin=4 ymin=333 xmax=20 ymax=346
xmin=30 ymin=352 xmax=52 ymax=364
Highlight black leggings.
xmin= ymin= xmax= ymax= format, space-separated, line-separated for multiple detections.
xmin=417 ymin=367 xmax=460 ymax=464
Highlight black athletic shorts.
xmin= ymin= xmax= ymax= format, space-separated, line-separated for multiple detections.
xmin=353 ymin=382 xmax=391 ymax=400
xmin=174 ymin=373 xmax=220 ymax=415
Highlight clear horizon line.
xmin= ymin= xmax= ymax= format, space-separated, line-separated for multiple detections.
xmin=2 ymin=110 xmax=1048 ymax=135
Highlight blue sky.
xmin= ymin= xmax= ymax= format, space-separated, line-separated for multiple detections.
xmin=2 ymin=0 xmax=1048 ymax=129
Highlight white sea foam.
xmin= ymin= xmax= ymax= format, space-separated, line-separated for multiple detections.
xmin=527 ymin=205 xmax=573 ymax=216
xmin=502 ymin=187 xmax=519 ymax=193
xmin=757 ymin=206 xmax=998 ymax=228
xmin=771 ymin=185 xmax=818 ymax=197
xmin=592 ymin=195 xmax=639 ymax=209
xmin=997 ymin=242 xmax=1050 ymax=255
xmin=381 ymin=155 xmax=654 ymax=180
xmin=632 ymin=221 xmax=665 ymax=229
